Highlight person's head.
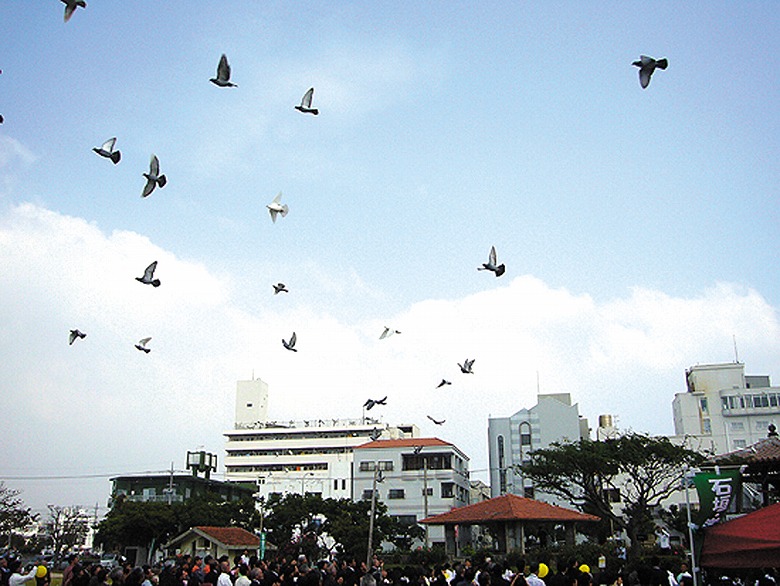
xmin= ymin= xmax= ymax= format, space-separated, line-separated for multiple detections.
xmin=360 ymin=575 xmax=377 ymax=586
xmin=8 ymin=560 xmax=22 ymax=574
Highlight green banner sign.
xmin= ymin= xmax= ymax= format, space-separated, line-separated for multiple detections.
xmin=693 ymin=470 xmax=741 ymax=529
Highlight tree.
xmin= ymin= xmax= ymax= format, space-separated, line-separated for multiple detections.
xmin=47 ymin=505 xmax=91 ymax=562
xmin=262 ymin=493 xmax=399 ymax=560
xmin=0 ymin=483 xmax=37 ymax=547
xmin=521 ymin=433 xmax=703 ymax=554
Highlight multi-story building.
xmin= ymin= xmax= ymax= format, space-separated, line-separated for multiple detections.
xmin=487 ymin=393 xmax=589 ymax=500
xmin=223 ymin=378 xmax=419 ymax=500
xmin=353 ymin=437 xmax=470 ymax=548
xmin=672 ymin=362 xmax=780 ymax=455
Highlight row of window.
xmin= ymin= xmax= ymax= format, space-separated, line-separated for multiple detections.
xmin=721 ymin=393 xmax=780 ymax=410
xmin=226 ymin=463 xmax=328 ymax=473
xmin=361 ymin=481 xmax=458 ymax=500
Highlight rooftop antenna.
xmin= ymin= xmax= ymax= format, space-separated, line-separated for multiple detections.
xmin=732 ymin=335 xmax=740 ymax=363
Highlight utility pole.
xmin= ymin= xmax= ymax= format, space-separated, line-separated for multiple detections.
xmin=423 ymin=456 xmax=429 ymax=549
xmin=366 ymin=466 xmax=382 ymax=569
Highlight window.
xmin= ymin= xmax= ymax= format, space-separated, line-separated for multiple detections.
xmin=333 ymin=479 xmax=339 ymax=490
xmin=770 ymin=394 xmax=779 ymax=407
xmin=733 ymin=439 xmax=747 ymax=448
xmin=341 ymin=479 xmax=346 ymax=490
xmin=497 ymin=436 xmax=505 ymax=467
xmin=756 ymin=421 xmax=770 ymax=431
xmin=700 ymin=398 xmax=709 ymax=413
xmin=402 ymin=453 xmax=452 ymax=471
xmin=359 ymin=461 xmax=376 ymax=472
xmin=422 ymin=487 xmax=433 ymax=496
xmin=388 ymin=489 xmax=405 ymax=499
xmin=752 ymin=395 xmax=769 ymax=408
xmin=519 ymin=422 xmax=532 ymax=447
xmin=730 ymin=421 xmax=745 ymax=431
xmin=523 ymin=486 xmax=535 ymax=499
xmin=441 ymin=483 xmax=454 ymax=498
xmin=362 ymin=489 xmax=375 ymax=500
xmin=702 ymin=419 xmax=711 ymax=434
xmin=378 ymin=461 xmax=394 ymax=471
xmin=722 ymin=397 xmax=730 ymax=410
xmin=392 ymin=515 xmax=417 ymax=526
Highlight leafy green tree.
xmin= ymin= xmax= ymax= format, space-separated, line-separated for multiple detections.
xmin=95 ymin=498 xmax=177 ymax=554
xmin=0 ymin=483 xmax=37 ymax=547
xmin=521 ymin=433 xmax=702 ymax=555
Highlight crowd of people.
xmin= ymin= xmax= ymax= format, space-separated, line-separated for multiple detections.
xmin=0 ymin=552 xmax=776 ymax=586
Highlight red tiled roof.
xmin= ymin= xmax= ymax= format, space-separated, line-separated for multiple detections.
xmin=195 ymin=526 xmax=260 ymax=547
xmin=419 ymin=494 xmax=600 ymax=525
xmin=354 ymin=437 xmax=452 ymax=450
xmin=709 ymin=436 xmax=780 ymax=463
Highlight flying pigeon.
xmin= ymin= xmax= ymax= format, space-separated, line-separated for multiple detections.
xmin=273 ymin=283 xmax=289 ymax=294
xmin=267 ymin=192 xmax=288 ymax=223
xmin=210 ymin=54 xmax=237 ymax=87
xmin=632 ymin=55 xmax=668 ymax=89
xmin=69 ymin=329 xmax=86 ymax=345
xmin=363 ymin=396 xmax=388 ymax=411
xmin=478 ymin=246 xmax=505 ymax=277
xmin=92 ymin=137 xmax=121 ymax=164
xmin=458 ymin=358 xmax=475 ymax=374
xmin=282 ymin=331 xmax=297 ymax=352
xmin=436 ymin=379 xmax=452 ymax=388
xmin=136 ymin=261 xmax=161 ymax=287
xmin=379 ymin=326 xmax=401 ymax=340
xmin=427 ymin=415 xmax=446 ymax=426
xmin=62 ymin=0 xmax=86 ymax=22
xmin=369 ymin=428 xmax=382 ymax=441
xmin=413 ymin=445 xmax=423 ymax=454
xmin=135 ymin=337 xmax=152 ymax=353
xmin=141 ymin=154 xmax=167 ymax=198
xmin=295 ymin=87 xmax=319 ymax=115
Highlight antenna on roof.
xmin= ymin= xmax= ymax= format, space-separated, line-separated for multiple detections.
xmin=732 ymin=335 xmax=740 ymax=363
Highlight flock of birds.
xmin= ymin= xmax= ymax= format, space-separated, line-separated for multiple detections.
xmin=38 ymin=1 xmax=669 ymax=429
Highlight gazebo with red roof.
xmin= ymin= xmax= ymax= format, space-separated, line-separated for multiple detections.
xmin=164 ymin=525 xmax=264 ymax=560
xmin=420 ymin=493 xmax=599 ymax=556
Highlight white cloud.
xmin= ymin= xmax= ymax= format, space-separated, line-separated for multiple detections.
xmin=1 ymin=203 xmax=778 ymax=511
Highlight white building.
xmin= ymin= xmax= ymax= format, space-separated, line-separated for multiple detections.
xmin=353 ymin=437 xmax=470 ymax=548
xmin=224 ymin=378 xmax=419 ymax=500
xmin=487 ymin=393 xmax=589 ymax=500
xmin=672 ymin=362 xmax=780 ymax=455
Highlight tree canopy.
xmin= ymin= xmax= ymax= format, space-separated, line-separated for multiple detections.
xmin=0 ymin=483 xmax=37 ymax=545
xmin=521 ymin=433 xmax=703 ymax=553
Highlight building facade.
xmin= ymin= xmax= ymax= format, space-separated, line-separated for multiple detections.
xmin=487 ymin=393 xmax=589 ymax=500
xmin=353 ymin=437 xmax=470 ymax=548
xmin=672 ymin=362 xmax=780 ymax=455
xmin=224 ymin=378 xmax=419 ymax=500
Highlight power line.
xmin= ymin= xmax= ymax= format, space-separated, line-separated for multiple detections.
xmin=0 ymin=469 xmax=189 ymax=481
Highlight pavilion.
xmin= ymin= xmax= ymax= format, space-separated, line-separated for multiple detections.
xmin=420 ymin=493 xmax=599 ymax=555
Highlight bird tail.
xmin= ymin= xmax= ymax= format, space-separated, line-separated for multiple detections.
xmin=157 ymin=175 xmax=167 ymax=188
xmin=494 ymin=264 xmax=506 ymax=277
xmin=152 ymin=279 xmax=161 ymax=287
xmin=111 ymin=151 xmax=121 ymax=164
xmin=656 ymin=58 xmax=668 ymax=70
xmin=280 ymin=205 xmax=289 ymax=217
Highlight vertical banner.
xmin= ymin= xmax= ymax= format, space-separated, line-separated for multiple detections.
xmin=693 ymin=470 xmax=741 ymax=528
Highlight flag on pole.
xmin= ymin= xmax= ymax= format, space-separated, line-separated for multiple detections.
xmin=693 ymin=469 xmax=741 ymax=529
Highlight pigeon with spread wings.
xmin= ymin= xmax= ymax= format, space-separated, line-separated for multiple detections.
xmin=427 ymin=415 xmax=446 ymax=425
xmin=632 ymin=55 xmax=668 ymax=89
xmin=142 ymin=154 xmax=167 ymax=197
xmin=69 ymin=329 xmax=86 ymax=345
xmin=93 ymin=137 xmax=121 ymax=164
xmin=478 ymin=246 xmax=505 ymax=277
xmin=295 ymin=87 xmax=319 ymax=115
xmin=210 ymin=54 xmax=237 ymax=87
xmin=282 ymin=332 xmax=297 ymax=352
xmin=267 ymin=192 xmax=289 ymax=223
xmin=136 ymin=261 xmax=161 ymax=287
xmin=135 ymin=337 xmax=152 ymax=353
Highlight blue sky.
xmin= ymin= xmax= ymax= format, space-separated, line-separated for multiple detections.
xmin=0 ymin=2 xmax=778 ymax=515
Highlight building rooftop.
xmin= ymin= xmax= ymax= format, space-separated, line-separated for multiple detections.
xmin=419 ymin=493 xmax=600 ymax=524
xmin=354 ymin=437 xmax=453 ymax=450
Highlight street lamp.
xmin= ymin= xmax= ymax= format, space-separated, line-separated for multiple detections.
xmin=366 ymin=466 xmax=384 ymax=568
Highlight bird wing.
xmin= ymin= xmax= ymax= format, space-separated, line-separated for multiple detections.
xmin=269 ymin=208 xmax=278 ymax=222
xmin=489 ymin=246 xmax=497 ymax=265
xmin=69 ymin=330 xmax=77 ymax=344
xmin=272 ymin=192 xmax=282 ymax=205
xmin=639 ymin=68 xmax=651 ymax=89
xmin=143 ymin=261 xmax=157 ymax=280
xmin=289 ymin=332 xmax=297 ymax=346
xmin=149 ymin=154 xmax=159 ymax=176
xmin=467 ymin=358 xmax=475 ymax=369
xmin=217 ymin=54 xmax=230 ymax=81
xmin=64 ymin=3 xmax=76 ymax=22
xmin=101 ymin=137 xmax=116 ymax=152
xmin=141 ymin=178 xmax=155 ymax=197
xmin=379 ymin=327 xmax=389 ymax=339
xmin=138 ymin=337 xmax=152 ymax=347
xmin=301 ymin=87 xmax=314 ymax=108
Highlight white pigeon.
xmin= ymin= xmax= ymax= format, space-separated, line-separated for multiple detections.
xmin=273 ymin=283 xmax=289 ymax=294
xmin=62 ymin=0 xmax=86 ymax=22
xmin=141 ymin=154 xmax=167 ymax=198
xmin=427 ymin=415 xmax=446 ymax=426
xmin=632 ymin=55 xmax=668 ymax=89
xmin=282 ymin=332 xmax=297 ymax=352
xmin=267 ymin=192 xmax=289 ymax=223
xmin=295 ymin=87 xmax=319 ymax=115
xmin=69 ymin=329 xmax=86 ymax=345
xmin=136 ymin=261 xmax=161 ymax=287
xmin=135 ymin=337 xmax=152 ymax=353
xmin=478 ymin=245 xmax=505 ymax=277
xmin=210 ymin=54 xmax=237 ymax=87
xmin=92 ymin=137 xmax=121 ymax=164
xmin=458 ymin=358 xmax=475 ymax=374
xmin=379 ymin=326 xmax=401 ymax=340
